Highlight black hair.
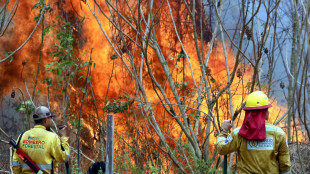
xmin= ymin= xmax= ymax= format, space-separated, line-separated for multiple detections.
xmin=34 ymin=118 xmax=44 ymax=125
xmin=33 ymin=114 xmax=45 ymax=125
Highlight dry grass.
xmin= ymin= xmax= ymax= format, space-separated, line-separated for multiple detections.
xmin=0 ymin=143 xmax=11 ymax=173
xmin=289 ymin=142 xmax=310 ymax=174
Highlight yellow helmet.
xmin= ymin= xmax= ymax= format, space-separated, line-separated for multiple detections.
xmin=243 ymin=91 xmax=272 ymax=110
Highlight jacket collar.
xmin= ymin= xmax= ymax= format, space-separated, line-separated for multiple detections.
xmin=34 ymin=125 xmax=47 ymax=130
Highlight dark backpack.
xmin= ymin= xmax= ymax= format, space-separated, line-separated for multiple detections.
xmin=87 ymin=161 xmax=106 ymax=174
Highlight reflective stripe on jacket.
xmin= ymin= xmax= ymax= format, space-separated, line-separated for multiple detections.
xmin=216 ymin=121 xmax=291 ymax=174
xmin=12 ymin=125 xmax=69 ymax=174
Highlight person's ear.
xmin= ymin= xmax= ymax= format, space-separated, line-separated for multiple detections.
xmin=43 ymin=118 xmax=48 ymax=124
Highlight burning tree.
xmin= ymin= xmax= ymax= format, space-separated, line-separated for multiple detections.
xmin=0 ymin=0 xmax=309 ymax=173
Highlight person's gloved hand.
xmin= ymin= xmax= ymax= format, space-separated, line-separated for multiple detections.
xmin=221 ymin=119 xmax=232 ymax=131
xmin=59 ymin=126 xmax=69 ymax=137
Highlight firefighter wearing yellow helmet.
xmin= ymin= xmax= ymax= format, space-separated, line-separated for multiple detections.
xmin=12 ymin=106 xmax=70 ymax=174
xmin=216 ymin=91 xmax=291 ymax=174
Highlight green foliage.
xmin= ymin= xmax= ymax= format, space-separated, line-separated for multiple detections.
xmin=114 ymin=150 xmax=144 ymax=174
xmin=80 ymin=16 xmax=85 ymax=24
xmin=103 ymin=94 xmax=133 ymax=113
xmin=177 ymin=49 xmax=187 ymax=61
xmin=210 ymin=77 xmax=216 ymax=83
xmin=43 ymin=25 xmax=55 ymax=36
xmin=16 ymin=100 xmax=35 ymax=117
xmin=32 ymin=0 xmax=53 ymax=22
xmin=44 ymin=21 xmax=95 ymax=92
xmin=261 ymin=83 xmax=267 ymax=90
xmin=44 ymin=22 xmax=81 ymax=86
xmin=16 ymin=100 xmax=35 ymax=129
xmin=51 ymin=22 xmax=74 ymax=62
xmin=97 ymin=168 xmax=104 ymax=174
xmin=110 ymin=54 xmax=118 ymax=60
xmin=4 ymin=50 xmax=14 ymax=64
xmin=245 ymin=82 xmax=251 ymax=91
xmin=182 ymin=142 xmax=220 ymax=174
xmin=127 ymin=16 xmax=133 ymax=22
xmin=175 ymin=81 xmax=188 ymax=90
xmin=113 ymin=147 xmax=163 ymax=173
xmin=148 ymin=162 xmax=160 ymax=174
xmin=71 ymin=158 xmax=83 ymax=174
xmin=190 ymin=90 xmax=196 ymax=97
xmin=68 ymin=114 xmax=83 ymax=133
xmin=193 ymin=158 xmax=220 ymax=174
xmin=43 ymin=78 xmax=52 ymax=86
xmin=43 ymin=21 xmax=96 ymax=132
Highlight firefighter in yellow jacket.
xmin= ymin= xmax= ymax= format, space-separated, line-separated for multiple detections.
xmin=216 ymin=91 xmax=291 ymax=174
xmin=12 ymin=106 xmax=70 ymax=174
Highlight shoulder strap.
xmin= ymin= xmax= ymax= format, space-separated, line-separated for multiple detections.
xmin=51 ymin=161 xmax=54 ymax=174
xmin=17 ymin=131 xmax=25 ymax=147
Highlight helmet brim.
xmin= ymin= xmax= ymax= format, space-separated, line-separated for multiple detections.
xmin=33 ymin=113 xmax=58 ymax=120
xmin=243 ymin=104 xmax=272 ymax=111
xmin=50 ymin=114 xmax=57 ymax=118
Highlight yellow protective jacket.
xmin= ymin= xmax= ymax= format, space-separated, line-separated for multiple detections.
xmin=216 ymin=121 xmax=291 ymax=174
xmin=12 ymin=125 xmax=70 ymax=174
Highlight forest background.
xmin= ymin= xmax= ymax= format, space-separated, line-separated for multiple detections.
xmin=0 ymin=0 xmax=309 ymax=173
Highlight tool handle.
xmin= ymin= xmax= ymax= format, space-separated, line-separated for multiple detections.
xmin=9 ymin=140 xmax=18 ymax=149
xmin=65 ymin=162 xmax=70 ymax=174
xmin=223 ymin=155 xmax=227 ymax=174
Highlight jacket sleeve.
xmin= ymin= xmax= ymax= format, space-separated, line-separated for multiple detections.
xmin=278 ymin=134 xmax=291 ymax=174
xmin=12 ymin=149 xmax=22 ymax=174
xmin=50 ymin=134 xmax=70 ymax=162
xmin=216 ymin=129 xmax=240 ymax=155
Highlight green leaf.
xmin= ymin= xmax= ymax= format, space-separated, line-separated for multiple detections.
xmin=210 ymin=78 xmax=216 ymax=83
xmin=80 ymin=15 xmax=85 ymax=23
xmin=31 ymin=4 xmax=40 ymax=10
xmin=56 ymin=68 xmax=62 ymax=76
xmin=64 ymin=22 xmax=71 ymax=26
xmin=44 ymin=62 xmax=56 ymax=69
xmin=60 ymin=60 xmax=74 ymax=66
xmin=78 ymin=75 xmax=84 ymax=80
xmin=16 ymin=100 xmax=35 ymax=114
xmin=177 ymin=50 xmax=186 ymax=59
xmin=4 ymin=51 xmax=14 ymax=64
xmin=46 ymin=5 xmax=53 ymax=13
xmin=81 ymin=88 xmax=86 ymax=94
xmin=110 ymin=54 xmax=118 ymax=60
xmin=43 ymin=78 xmax=52 ymax=86
xmin=43 ymin=26 xmax=50 ymax=36
xmin=67 ymin=101 xmax=71 ymax=107
xmin=16 ymin=107 xmax=26 ymax=111
xmin=34 ymin=14 xmax=41 ymax=22
xmin=56 ymin=15 xmax=61 ymax=18
xmin=86 ymin=77 xmax=91 ymax=83
xmin=70 ymin=72 xmax=75 ymax=78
